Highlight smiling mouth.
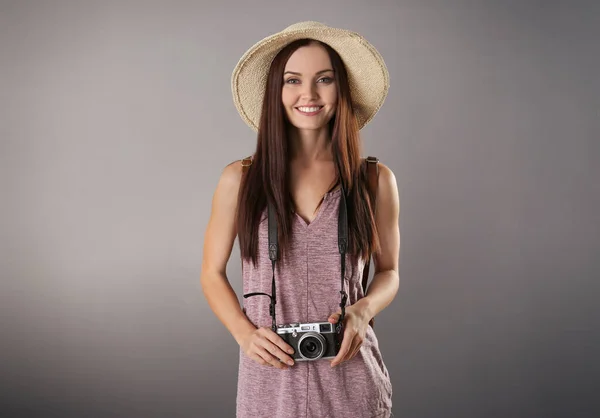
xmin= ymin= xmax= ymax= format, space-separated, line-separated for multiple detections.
xmin=295 ymin=106 xmax=324 ymax=116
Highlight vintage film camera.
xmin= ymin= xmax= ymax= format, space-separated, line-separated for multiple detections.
xmin=276 ymin=321 xmax=341 ymax=361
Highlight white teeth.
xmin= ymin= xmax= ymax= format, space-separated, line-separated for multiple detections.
xmin=297 ymin=106 xmax=322 ymax=113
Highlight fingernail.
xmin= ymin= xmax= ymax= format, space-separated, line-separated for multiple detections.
xmin=287 ymin=360 xmax=294 ymax=366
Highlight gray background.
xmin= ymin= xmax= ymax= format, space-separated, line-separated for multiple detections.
xmin=1 ymin=0 xmax=599 ymax=417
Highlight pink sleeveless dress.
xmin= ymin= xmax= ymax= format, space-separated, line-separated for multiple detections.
xmin=237 ymin=187 xmax=392 ymax=418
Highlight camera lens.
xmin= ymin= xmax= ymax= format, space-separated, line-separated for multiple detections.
xmin=305 ymin=341 xmax=317 ymax=353
xmin=298 ymin=333 xmax=326 ymax=360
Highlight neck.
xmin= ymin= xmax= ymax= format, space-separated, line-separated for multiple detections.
xmin=288 ymin=127 xmax=333 ymax=164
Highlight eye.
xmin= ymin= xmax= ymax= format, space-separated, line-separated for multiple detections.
xmin=285 ymin=78 xmax=300 ymax=84
xmin=318 ymin=77 xmax=333 ymax=83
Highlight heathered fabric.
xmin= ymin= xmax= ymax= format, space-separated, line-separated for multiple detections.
xmin=237 ymin=188 xmax=392 ymax=418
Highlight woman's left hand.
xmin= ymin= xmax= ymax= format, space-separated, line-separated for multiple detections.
xmin=327 ymin=302 xmax=371 ymax=367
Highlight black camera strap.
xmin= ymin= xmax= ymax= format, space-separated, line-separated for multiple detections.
xmin=337 ymin=182 xmax=349 ymax=333
xmin=243 ymin=183 xmax=349 ymax=334
xmin=243 ymin=201 xmax=279 ymax=332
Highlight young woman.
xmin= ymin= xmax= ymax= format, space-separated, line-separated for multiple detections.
xmin=201 ymin=22 xmax=400 ymax=418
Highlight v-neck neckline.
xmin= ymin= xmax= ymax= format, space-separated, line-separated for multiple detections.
xmin=294 ymin=186 xmax=341 ymax=227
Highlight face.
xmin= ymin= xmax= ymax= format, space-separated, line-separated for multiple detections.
xmin=281 ymin=43 xmax=337 ymax=131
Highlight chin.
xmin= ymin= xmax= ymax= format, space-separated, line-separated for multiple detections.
xmin=288 ymin=116 xmax=334 ymax=131
xmin=291 ymin=122 xmax=327 ymax=131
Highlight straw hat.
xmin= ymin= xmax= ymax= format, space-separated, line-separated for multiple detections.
xmin=231 ymin=21 xmax=390 ymax=132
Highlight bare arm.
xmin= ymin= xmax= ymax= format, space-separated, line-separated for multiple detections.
xmin=355 ymin=162 xmax=401 ymax=319
xmin=328 ymin=162 xmax=400 ymax=366
xmin=200 ymin=160 xmax=295 ymax=369
xmin=200 ymin=160 xmax=255 ymax=345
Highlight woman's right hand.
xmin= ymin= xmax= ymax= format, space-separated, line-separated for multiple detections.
xmin=240 ymin=326 xmax=296 ymax=370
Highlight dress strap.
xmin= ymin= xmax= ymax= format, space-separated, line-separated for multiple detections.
xmin=241 ymin=155 xmax=253 ymax=174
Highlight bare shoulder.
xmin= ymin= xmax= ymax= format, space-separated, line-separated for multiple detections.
xmin=376 ymin=162 xmax=398 ymax=197
xmin=362 ymin=157 xmax=399 ymax=203
xmin=374 ymin=161 xmax=400 ymax=217
xmin=219 ymin=158 xmax=244 ymax=193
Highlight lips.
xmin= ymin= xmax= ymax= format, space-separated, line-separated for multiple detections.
xmin=295 ymin=106 xmax=324 ymax=116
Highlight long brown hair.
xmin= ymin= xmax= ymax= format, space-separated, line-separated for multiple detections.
xmin=236 ymin=39 xmax=379 ymax=267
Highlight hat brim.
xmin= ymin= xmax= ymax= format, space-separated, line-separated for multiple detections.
xmin=231 ymin=24 xmax=389 ymax=133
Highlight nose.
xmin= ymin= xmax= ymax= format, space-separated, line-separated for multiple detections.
xmin=300 ymin=81 xmax=318 ymax=101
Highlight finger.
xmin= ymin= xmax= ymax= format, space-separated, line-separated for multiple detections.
xmin=250 ymin=353 xmax=269 ymax=367
xmin=251 ymin=338 xmax=285 ymax=369
xmin=257 ymin=348 xmax=288 ymax=370
xmin=346 ymin=338 xmax=363 ymax=362
xmin=339 ymin=336 xmax=358 ymax=365
xmin=259 ymin=338 xmax=295 ymax=366
xmin=331 ymin=331 xmax=355 ymax=367
xmin=262 ymin=328 xmax=296 ymax=356
xmin=328 ymin=312 xmax=341 ymax=323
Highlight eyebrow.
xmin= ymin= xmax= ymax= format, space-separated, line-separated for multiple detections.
xmin=283 ymin=69 xmax=334 ymax=76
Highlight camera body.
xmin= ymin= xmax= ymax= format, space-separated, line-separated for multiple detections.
xmin=276 ymin=321 xmax=341 ymax=361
